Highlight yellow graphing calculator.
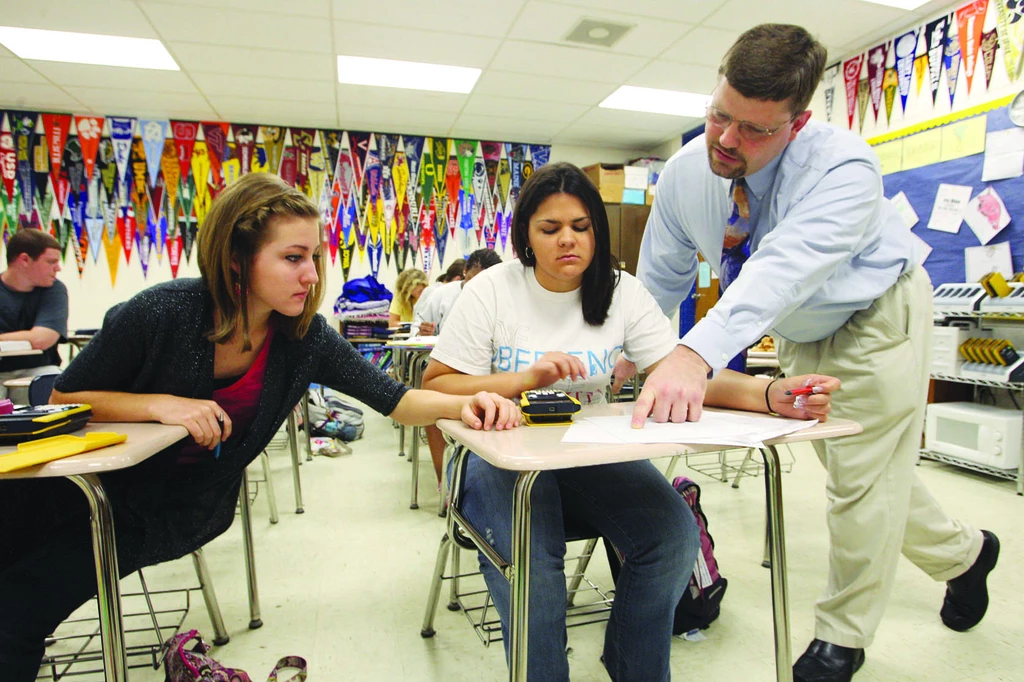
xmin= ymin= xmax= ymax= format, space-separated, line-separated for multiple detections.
xmin=519 ymin=390 xmax=582 ymax=426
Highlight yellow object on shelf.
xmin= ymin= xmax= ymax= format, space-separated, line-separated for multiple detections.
xmin=0 ymin=432 xmax=128 ymax=473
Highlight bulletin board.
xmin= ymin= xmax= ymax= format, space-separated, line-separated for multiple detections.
xmin=880 ymin=101 xmax=1024 ymax=286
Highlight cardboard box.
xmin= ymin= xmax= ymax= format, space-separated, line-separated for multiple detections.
xmin=622 ymin=188 xmax=646 ymax=205
xmin=646 ymin=184 xmax=655 ymax=205
xmin=623 ymin=165 xmax=649 ymax=190
xmin=583 ymin=163 xmax=624 ymax=203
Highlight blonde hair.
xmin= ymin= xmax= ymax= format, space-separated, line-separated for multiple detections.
xmin=393 ymin=269 xmax=429 ymax=320
xmin=197 ymin=173 xmax=324 ymax=350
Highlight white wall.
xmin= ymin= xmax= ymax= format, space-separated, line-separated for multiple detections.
xmin=54 ymin=141 xmax=656 ymax=333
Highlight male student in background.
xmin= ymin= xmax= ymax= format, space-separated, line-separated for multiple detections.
xmin=622 ymin=23 xmax=997 ymax=682
xmin=415 ymin=248 xmax=502 ymax=485
xmin=0 ymin=229 xmax=67 ymax=397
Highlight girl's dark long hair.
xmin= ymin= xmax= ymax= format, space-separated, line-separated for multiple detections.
xmin=511 ymin=162 xmax=619 ymax=326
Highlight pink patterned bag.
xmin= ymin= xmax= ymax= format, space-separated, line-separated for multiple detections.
xmin=164 ymin=630 xmax=307 ymax=682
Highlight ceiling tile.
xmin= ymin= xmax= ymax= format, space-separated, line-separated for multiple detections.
xmin=701 ymin=0 xmax=910 ymax=54
xmin=473 ymin=70 xmax=615 ymax=105
xmin=507 ymin=2 xmax=692 ymax=58
xmin=574 ymin=107 xmax=688 ymax=134
xmin=554 ymin=0 xmax=726 ymax=24
xmin=139 ymin=0 xmax=331 ymax=18
xmin=450 ymin=114 xmax=564 ymax=142
xmin=333 ymin=21 xmax=500 ymax=68
xmin=336 ymin=106 xmax=457 ymax=136
xmin=211 ymin=98 xmax=338 ymax=128
xmin=331 ymin=0 xmax=527 ymax=38
xmin=461 ymin=95 xmax=588 ymax=123
xmin=30 ymin=63 xmax=198 ymax=92
xmin=0 ymin=57 xmax=49 ymax=84
xmin=0 ymin=82 xmax=84 ymax=112
xmin=0 ymin=0 xmax=157 ymax=37
xmin=627 ymin=60 xmax=718 ymax=94
xmin=141 ymin=4 xmax=333 ymax=52
xmin=0 ymin=44 xmax=14 ymax=58
xmin=660 ymin=26 xmax=739 ymax=67
xmin=336 ymin=84 xmax=467 ymax=114
xmin=489 ymin=40 xmax=648 ymax=83
xmin=169 ymin=44 xmax=335 ymax=80
xmin=63 ymin=87 xmax=216 ymax=119
xmin=192 ymin=73 xmax=335 ymax=102
xmin=553 ymin=125 xmax=670 ymax=150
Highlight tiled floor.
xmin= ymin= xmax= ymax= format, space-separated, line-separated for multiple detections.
xmin=42 ymin=409 xmax=1023 ymax=681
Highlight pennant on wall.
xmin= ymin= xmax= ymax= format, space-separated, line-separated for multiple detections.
xmin=994 ymin=0 xmax=1024 ymax=81
xmin=201 ymin=122 xmax=229 ymax=194
xmin=171 ymin=121 xmax=197 ymax=183
xmin=856 ymin=61 xmax=870 ymax=133
xmin=42 ymin=114 xmax=71 ymax=193
xmin=867 ymin=42 xmax=888 ymax=124
xmin=925 ymin=15 xmax=949 ymax=106
xmin=882 ymin=48 xmax=898 ymax=125
xmin=913 ymin=29 xmax=929 ymax=96
xmin=232 ymin=124 xmax=257 ymax=176
xmin=260 ymin=126 xmax=286 ymax=174
xmin=822 ymin=63 xmax=840 ymax=123
xmin=842 ymin=55 xmax=863 ymax=129
xmin=109 ymin=117 xmax=135 ymax=201
xmin=981 ymin=29 xmax=999 ymax=89
xmin=74 ymin=115 xmax=103 ymax=182
xmin=102 ymin=210 xmax=121 ymax=285
xmin=139 ymin=119 xmax=168 ymax=189
xmin=894 ymin=29 xmax=917 ymax=113
xmin=0 ymin=115 xmax=16 ymax=206
xmin=944 ymin=17 xmax=962 ymax=107
xmin=957 ymin=1 xmax=989 ymax=95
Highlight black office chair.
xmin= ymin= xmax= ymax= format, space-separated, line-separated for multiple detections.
xmin=29 ymin=372 xmax=59 ymax=406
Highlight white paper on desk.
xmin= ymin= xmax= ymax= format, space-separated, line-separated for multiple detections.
xmin=562 ymin=413 xmax=817 ymax=448
xmin=927 ymin=184 xmax=972 ymax=233
xmin=889 ymin=191 xmax=919 ymax=229
xmin=964 ymin=242 xmax=1013 ymax=282
xmin=981 ymin=128 xmax=1024 ymax=182
xmin=963 ymin=187 xmax=1011 ymax=245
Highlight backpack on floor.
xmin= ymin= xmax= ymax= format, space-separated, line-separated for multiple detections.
xmin=603 ymin=476 xmax=728 ymax=634
xmin=306 ymin=388 xmax=365 ymax=442
xmin=671 ymin=476 xmax=728 ymax=633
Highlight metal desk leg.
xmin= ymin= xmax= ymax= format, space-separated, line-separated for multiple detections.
xmin=300 ymin=392 xmax=313 ymax=462
xmin=191 ymin=549 xmax=230 ymax=645
xmin=286 ymin=411 xmax=305 ymax=514
xmin=239 ymin=476 xmax=263 ymax=629
xmin=67 ymin=474 xmax=127 ymax=682
xmin=509 ymin=471 xmax=541 ymax=682
xmin=410 ymin=426 xmax=421 ymax=509
xmin=759 ymin=444 xmax=792 ymax=682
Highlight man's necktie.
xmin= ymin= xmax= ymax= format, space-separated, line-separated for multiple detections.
xmin=719 ymin=180 xmax=751 ymax=373
xmin=719 ymin=180 xmax=751 ymax=294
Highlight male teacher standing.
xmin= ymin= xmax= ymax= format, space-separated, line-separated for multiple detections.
xmin=629 ymin=23 xmax=997 ymax=682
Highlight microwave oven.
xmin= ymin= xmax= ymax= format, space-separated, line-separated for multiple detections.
xmin=924 ymin=402 xmax=1022 ymax=470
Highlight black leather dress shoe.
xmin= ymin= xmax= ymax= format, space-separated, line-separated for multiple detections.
xmin=793 ymin=639 xmax=865 ymax=682
xmin=941 ymin=529 xmax=1000 ymax=632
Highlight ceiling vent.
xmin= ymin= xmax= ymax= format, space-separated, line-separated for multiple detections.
xmin=564 ymin=18 xmax=634 ymax=48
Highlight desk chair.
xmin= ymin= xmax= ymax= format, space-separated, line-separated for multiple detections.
xmin=29 ymin=372 xmax=58 ymax=405
xmin=421 ymin=445 xmax=613 ymax=644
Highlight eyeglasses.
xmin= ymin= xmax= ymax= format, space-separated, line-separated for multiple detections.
xmin=705 ymin=105 xmax=795 ymax=142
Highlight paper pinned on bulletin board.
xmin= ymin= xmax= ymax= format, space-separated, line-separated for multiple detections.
xmin=964 ymin=241 xmax=1013 ymax=282
xmin=911 ymin=233 xmax=933 ymax=265
xmin=939 ymin=115 xmax=987 ymax=162
xmin=927 ymin=183 xmax=973 ymax=233
xmin=981 ymin=127 xmax=1024 ymax=181
xmin=874 ymin=139 xmax=904 ymax=175
xmin=889 ymin=191 xmax=919 ymax=228
xmin=963 ymin=187 xmax=1011 ymax=245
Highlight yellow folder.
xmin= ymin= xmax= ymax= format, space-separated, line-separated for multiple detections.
xmin=0 ymin=432 xmax=128 ymax=473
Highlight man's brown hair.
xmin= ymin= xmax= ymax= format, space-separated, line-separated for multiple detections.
xmin=719 ymin=24 xmax=827 ymax=115
xmin=6 ymin=228 xmax=61 ymax=265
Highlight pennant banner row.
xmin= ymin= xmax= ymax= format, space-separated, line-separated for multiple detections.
xmin=0 ymin=111 xmax=551 ymax=285
xmin=821 ymin=0 xmax=1023 ymax=134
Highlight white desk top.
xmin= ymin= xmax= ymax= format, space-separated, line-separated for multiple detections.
xmin=0 ymin=349 xmax=43 ymax=357
xmin=438 ymin=403 xmax=861 ymax=472
xmin=0 ymin=422 xmax=188 ymax=480
xmin=386 ymin=336 xmax=437 ymax=348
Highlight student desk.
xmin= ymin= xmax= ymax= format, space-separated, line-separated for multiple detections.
xmin=0 ymin=422 xmax=188 ymax=682
xmin=437 ymin=403 xmax=862 ymax=682
xmin=386 ymin=337 xmax=436 ymax=509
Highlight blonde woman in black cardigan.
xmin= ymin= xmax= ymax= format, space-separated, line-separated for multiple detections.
xmin=0 ymin=173 xmax=518 ymax=682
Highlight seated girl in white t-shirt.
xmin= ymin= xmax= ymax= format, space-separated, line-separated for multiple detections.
xmin=422 ymin=162 xmax=839 ymax=681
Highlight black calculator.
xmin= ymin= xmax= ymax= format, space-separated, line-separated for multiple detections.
xmin=519 ymin=390 xmax=582 ymax=426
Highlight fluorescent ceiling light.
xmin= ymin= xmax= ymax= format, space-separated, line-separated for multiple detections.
xmin=337 ymin=55 xmax=480 ymax=94
xmin=600 ymin=86 xmax=708 ymax=117
xmin=857 ymin=0 xmax=930 ymax=9
xmin=0 ymin=26 xmax=179 ymax=70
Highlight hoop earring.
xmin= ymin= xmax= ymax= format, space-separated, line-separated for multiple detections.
xmin=525 ymin=246 xmax=534 ymax=260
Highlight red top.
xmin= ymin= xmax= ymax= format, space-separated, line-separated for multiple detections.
xmin=177 ymin=328 xmax=274 ymax=464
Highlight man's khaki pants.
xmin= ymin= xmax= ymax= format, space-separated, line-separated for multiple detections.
xmin=777 ymin=267 xmax=982 ymax=649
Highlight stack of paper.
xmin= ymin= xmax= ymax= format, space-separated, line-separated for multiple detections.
xmin=561 ymin=412 xmax=817 ymax=447
xmin=0 ymin=340 xmax=32 ymax=353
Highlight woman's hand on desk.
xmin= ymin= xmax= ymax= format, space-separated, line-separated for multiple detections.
xmin=462 ymin=392 xmax=521 ymax=431
xmin=768 ymin=375 xmax=841 ymax=422
xmin=151 ymin=395 xmax=232 ymax=448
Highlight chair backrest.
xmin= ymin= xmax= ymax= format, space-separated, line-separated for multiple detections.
xmin=29 ymin=373 xmax=59 ymax=406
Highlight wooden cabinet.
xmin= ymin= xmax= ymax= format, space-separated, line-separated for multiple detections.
xmin=605 ymin=203 xmax=650 ymax=276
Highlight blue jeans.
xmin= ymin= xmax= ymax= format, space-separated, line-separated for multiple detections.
xmin=457 ymin=455 xmax=698 ymax=682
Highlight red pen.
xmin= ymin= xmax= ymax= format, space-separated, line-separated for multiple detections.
xmin=785 ymin=386 xmax=822 ymax=396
